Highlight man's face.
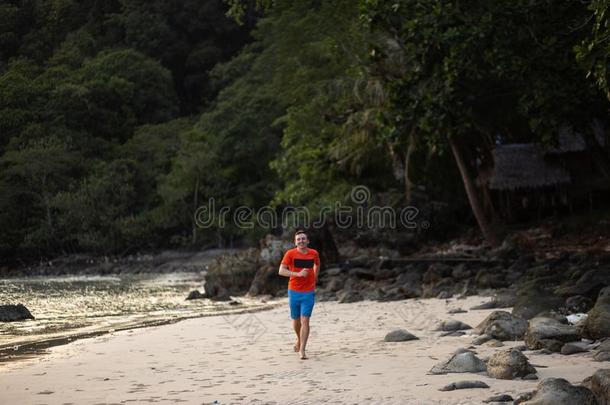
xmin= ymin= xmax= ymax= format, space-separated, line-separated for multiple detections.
xmin=295 ymin=233 xmax=308 ymax=248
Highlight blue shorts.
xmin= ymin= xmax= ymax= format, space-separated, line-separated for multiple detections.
xmin=288 ymin=289 xmax=315 ymax=319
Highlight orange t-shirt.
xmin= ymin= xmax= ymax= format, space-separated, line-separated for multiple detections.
xmin=281 ymin=248 xmax=320 ymax=292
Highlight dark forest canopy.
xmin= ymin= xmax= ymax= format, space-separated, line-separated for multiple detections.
xmin=1 ymin=0 xmax=609 ymax=260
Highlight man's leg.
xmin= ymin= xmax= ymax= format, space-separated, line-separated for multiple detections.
xmin=292 ymin=318 xmax=301 ymax=352
xmin=288 ymin=290 xmax=302 ymax=352
xmin=299 ymin=292 xmax=315 ymax=359
xmin=299 ymin=316 xmax=310 ymax=359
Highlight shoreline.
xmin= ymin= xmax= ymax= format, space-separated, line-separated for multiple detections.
xmin=0 ymin=295 xmax=601 ymax=404
xmin=0 ymin=300 xmax=284 ymax=367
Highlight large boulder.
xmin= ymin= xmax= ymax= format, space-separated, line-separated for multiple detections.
xmin=521 ymin=378 xmax=597 ymax=405
xmin=475 ymin=311 xmax=527 ymax=341
xmin=0 ymin=304 xmax=35 ymax=321
xmin=248 ymin=264 xmax=286 ymax=296
xmin=429 ymin=351 xmax=487 ymax=375
xmin=204 ymin=248 xmax=258 ymax=298
xmin=524 ymin=317 xmax=581 ymax=352
xmin=583 ymin=286 xmax=610 ymax=340
xmin=513 ymin=284 xmax=564 ymax=320
xmin=487 ymin=348 xmax=537 ymax=380
xmin=591 ymin=369 xmax=610 ymax=405
xmin=560 ymin=341 xmax=591 ymax=355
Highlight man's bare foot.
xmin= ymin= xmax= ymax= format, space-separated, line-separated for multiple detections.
xmin=299 ymin=351 xmax=308 ymax=360
xmin=294 ymin=341 xmax=300 ymax=352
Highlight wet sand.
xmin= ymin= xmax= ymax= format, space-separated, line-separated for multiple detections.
xmin=0 ymin=296 xmax=599 ymax=404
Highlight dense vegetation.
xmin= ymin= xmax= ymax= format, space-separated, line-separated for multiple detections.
xmin=1 ymin=0 xmax=609 ymax=260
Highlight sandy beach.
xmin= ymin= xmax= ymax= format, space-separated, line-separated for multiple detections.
xmin=0 ymin=295 xmax=599 ymax=404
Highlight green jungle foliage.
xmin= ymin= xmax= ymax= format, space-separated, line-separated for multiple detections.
xmin=1 ymin=0 xmax=608 ymax=258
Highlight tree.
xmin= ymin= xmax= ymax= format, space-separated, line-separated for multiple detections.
xmin=576 ymin=0 xmax=610 ymax=99
xmin=0 ymin=136 xmax=82 ymax=252
xmin=359 ymin=0 xmax=607 ymax=245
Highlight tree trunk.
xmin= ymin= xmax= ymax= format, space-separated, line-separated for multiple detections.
xmin=403 ymin=129 xmax=417 ymax=204
xmin=448 ymin=134 xmax=499 ymax=247
xmin=192 ymin=174 xmax=200 ymax=245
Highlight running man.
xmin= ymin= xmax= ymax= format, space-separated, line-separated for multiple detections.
xmin=278 ymin=230 xmax=320 ymax=360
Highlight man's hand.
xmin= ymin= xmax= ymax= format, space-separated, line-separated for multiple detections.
xmin=296 ymin=269 xmax=309 ymax=277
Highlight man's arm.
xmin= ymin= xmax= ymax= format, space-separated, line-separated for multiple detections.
xmin=313 ymin=263 xmax=320 ymax=282
xmin=278 ymin=264 xmax=306 ymax=278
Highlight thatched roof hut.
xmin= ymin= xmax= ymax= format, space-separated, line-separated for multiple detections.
xmin=488 ymin=144 xmax=571 ymax=191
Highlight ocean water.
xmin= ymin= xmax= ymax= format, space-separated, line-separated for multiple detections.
xmin=0 ymin=272 xmax=270 ymax=360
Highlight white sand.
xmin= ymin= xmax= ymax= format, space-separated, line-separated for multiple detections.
xmin=0 ymin=296 xmax=599 ymax=404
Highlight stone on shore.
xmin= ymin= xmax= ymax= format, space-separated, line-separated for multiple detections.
xmin=434 ymin=319 xmax=472 ymax=332
xmin=520 ymin=378 xmax=597 ymax=404
xmin=475 ymin=310 xmax=527 ymax=341
xmin=186 ymin=290 xmax=205 ymax=300
xmin=487 ymin=348 xmax=537 ymax=380
xmin=524 ymin=316 xmax=580 ymax=352
xmin=429 ymin=351 xmax=487 ymax=375
xmin=439 ymin=380 xmax=489 ymax=391
xmin=0 ymin=304 xmax=35 ymax=321
xmin=384 ymin=329 xmax=419 ymax=342
xmin=560 ymin=341 xmax=591 ymax=355
xmin=483 ymin=394 xmax=514 ymax=403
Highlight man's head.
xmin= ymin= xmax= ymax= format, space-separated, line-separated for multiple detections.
xmin=294 ymin=230 xmax=308 ymax=248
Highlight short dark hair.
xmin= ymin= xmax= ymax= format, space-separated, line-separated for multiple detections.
xmin=294 ymin=229 xmax=307 ymax=237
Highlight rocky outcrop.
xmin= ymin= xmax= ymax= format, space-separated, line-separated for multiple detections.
xmin=556 ymin=268 xmax=610 ymax=298
xmin=0 ymin=304 xmax=35 ymax=321
xmin=583 ymin=286 xmax=610 ymax=340
xmin=487 ymin=348 xmax=537 ymax=380
xmin=337 ymin=290 xmax=363 ymax=303
xmin=475 ymin=267 xmax=508 ymax=289
xmin=513 ymin=284 xmax=564 ymax=320
xmin=248 ymin=264 xmax=286 ymax=296
xmin=204 ymin=248 xmax=258 ymax=299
